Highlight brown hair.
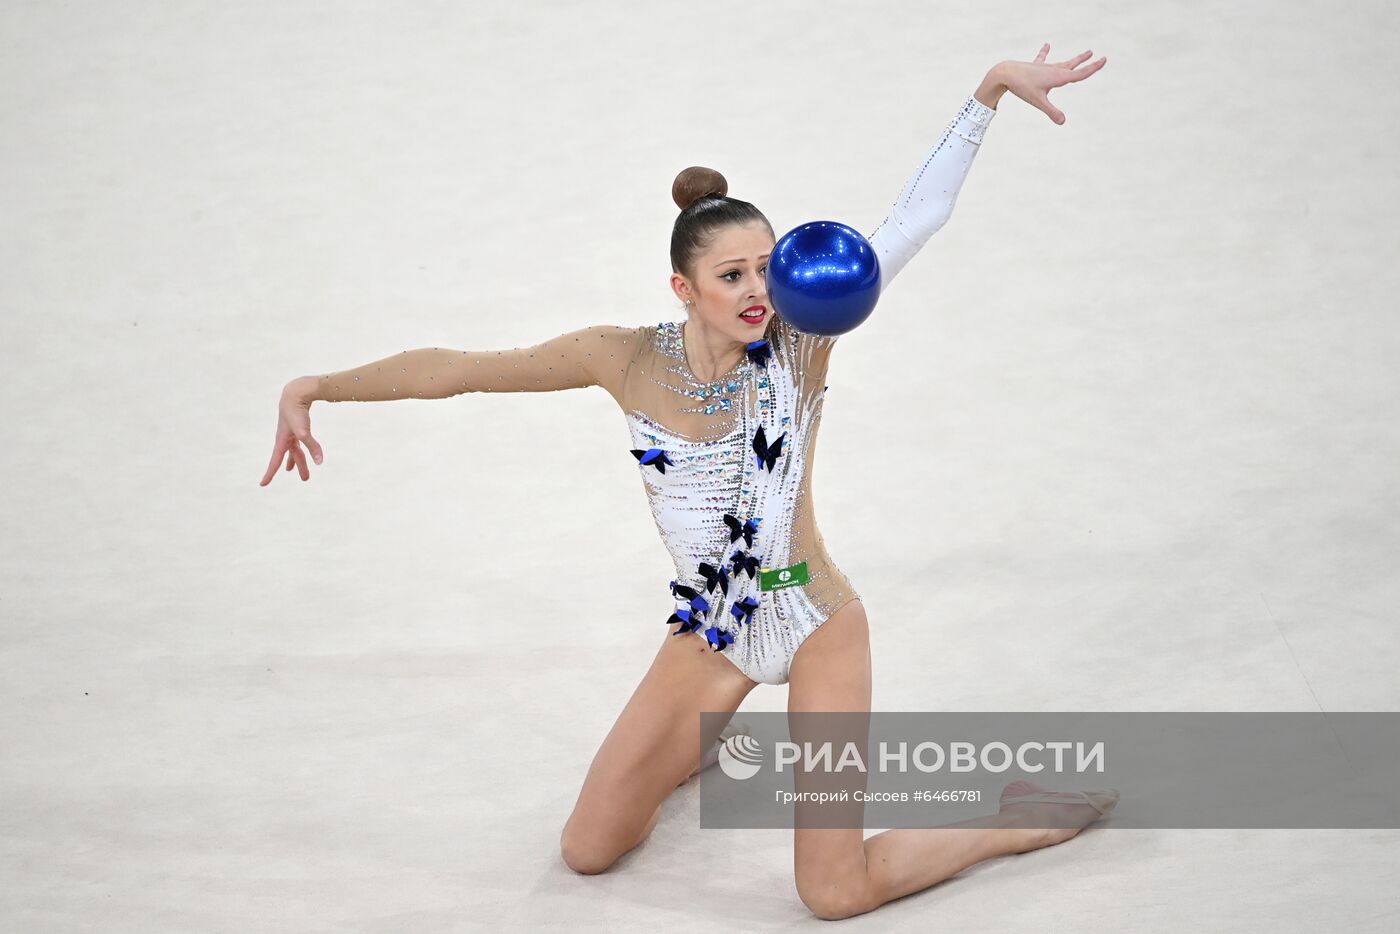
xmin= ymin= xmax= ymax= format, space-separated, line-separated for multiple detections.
xmin=669 ymin=166 xmax=774 ymax=280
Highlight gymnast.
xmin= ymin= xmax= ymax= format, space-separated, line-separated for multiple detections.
xmin=261 ymin=44 xmax=1111 ymax=921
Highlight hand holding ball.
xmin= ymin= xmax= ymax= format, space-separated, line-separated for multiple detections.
xmin=766 ymin=221 xmax=881 ymax=337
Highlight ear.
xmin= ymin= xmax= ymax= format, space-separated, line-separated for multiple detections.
xmin=669 ymin=272 xmax=694 ymax=306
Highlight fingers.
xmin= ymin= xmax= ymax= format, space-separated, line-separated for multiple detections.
xmin=1069 ymin=56 xmax=1107 ymax=81
xmin=1035 ymin=91 xmax=1066 ymax=125
xmin=290 ymin=430 xmax=323 ymax=471
xmin=290 ymin=442 xmax=310 ymax=481
xmin=1053 ymin=50 xmax=1093 ymax=69
xmin=259 ymin=424 xmax=323 ymax=487
xmin=260 ymin=439 xmax=288 ymax=486
xmin=1033 ymin=42 xmax=1049 ymax=64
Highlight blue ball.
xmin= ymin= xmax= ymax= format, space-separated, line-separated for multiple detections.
xmin=767 ymin=221 xmax=881 ymax=337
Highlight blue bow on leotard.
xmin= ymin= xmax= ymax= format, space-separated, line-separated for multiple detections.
xmin=745 ymin=339 xmax=772 ymax=368
xmin=698 ymin=561 xmax=730 ymax=597
xmin=752 ymin=426 xmax=785 ymax=472
xmin=729 ymin=595 xmax=760 ymax=627
xmin=730 ymin=550 xmax=761 ymax=580
xmin=631 ymin=447 xmax=674 ymax=474
xmin=667 ymin=609 xmax=705 ymax=634
xmin=723 ymin=513 xmax=759 ymax=548
xmin=703 ymin=625 xmax=735 ymax=652
xmin=669 ymin=579 xmax=711 ymax=617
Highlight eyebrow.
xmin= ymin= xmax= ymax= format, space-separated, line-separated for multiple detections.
xmin=712 ymin=253 xmax=771 ymax=269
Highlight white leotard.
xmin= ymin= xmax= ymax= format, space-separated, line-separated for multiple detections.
xmin=317 ymin=95 xmax=997 ymax=684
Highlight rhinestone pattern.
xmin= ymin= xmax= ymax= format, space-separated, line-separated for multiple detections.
xmin=627 ymin=315 xmax=861 ymax=684
xmin=310 ymin=96 xmax=998 ymax=685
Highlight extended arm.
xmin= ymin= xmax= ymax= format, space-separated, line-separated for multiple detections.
xmin=262 ymin=324 xmax=635 ymax=485
xmin=310 ymin=324 xmax=634 ymax=402
xmin=868 ymin=68 xmax=1006 ymax=292
xmin=865 ymin=46 xmax=1109 ymax=291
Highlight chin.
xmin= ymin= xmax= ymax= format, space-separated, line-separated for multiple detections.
xmin=731 ymin=321 xmax=764 ymax=342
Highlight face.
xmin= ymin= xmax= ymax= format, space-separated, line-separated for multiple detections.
xmin=672 ymin=221 xmax=775 ymax=344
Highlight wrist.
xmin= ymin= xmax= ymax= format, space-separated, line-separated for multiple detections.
xmin=974 ymin=64 xmax=1009 ymax=109
xmin=284 ymin=375 xmax=322 ymax=404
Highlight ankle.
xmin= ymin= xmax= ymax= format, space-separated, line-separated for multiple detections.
xmin=988 ymin=810 xmax=1051 ymax=855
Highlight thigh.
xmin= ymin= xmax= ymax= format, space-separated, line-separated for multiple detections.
xmin=562 ymin=628 xmax=758 ymax=866
xmin=789 ymin=598 xmax=871 ymax=713
xmin=787 ymin=600 xmax=874 ymax=895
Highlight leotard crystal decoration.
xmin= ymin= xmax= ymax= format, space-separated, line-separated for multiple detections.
xmin=313 ymin=96 xmax=997 ymax=684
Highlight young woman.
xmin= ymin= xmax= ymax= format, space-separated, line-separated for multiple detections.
xmin=262 ymin=44 xmax=1109 ymax=921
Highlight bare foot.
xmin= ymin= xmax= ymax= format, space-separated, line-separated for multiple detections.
xmin=998 ymin=780 xmax=1119 ymax=853
xmin=683 ymin=720 xmax=752 ymax=784
xmin=682 ymin=738 xmax=722 ymax=785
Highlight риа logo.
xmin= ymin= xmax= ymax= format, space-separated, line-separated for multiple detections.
xmin=718 ymin=733 xmax=764 ymax=780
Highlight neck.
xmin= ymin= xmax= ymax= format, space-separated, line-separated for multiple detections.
xmin=683 ymin=316 xmax=748 ymax=382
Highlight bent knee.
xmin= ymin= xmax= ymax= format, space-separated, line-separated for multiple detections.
xmin=559 ymin=821 xmax=628 ymax=875
xmin=560 ymin=837 xmax=616 ymax=875
xmin=797 ymin=876 xmax=874 ymax=921
xmin=800 ymin=889 xmax=868 ymax=922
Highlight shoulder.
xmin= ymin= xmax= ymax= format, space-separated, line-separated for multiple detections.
xmin=566 ymin=323 xmax=652 ymax=356
xmin=590 ymin=321 xmax=675 ymax=360
xmin=769 ymin=315 xmax=838 ymax=367
xmin=767 ymin=316 xmax=840 ymax=380
xmin=577 ymin=322 xmax=646 ymax=341
xmin=571 ymin=323 xmax=659 ymax=393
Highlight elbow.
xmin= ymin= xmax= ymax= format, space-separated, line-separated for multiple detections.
xmin=889 ymin=202 xmax=954 ymax=250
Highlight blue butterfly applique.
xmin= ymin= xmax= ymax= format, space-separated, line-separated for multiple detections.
xmin=752 ymin=425 xmax=785 ymax=472
xmin=723 ymin=512 xmax=760 ymax=548
xmin=631 ymin=447 xmax=674 ymax=474
xmin=703 ymin=625 xmax=735 ymax=652
xmin=667 ymin=609 xmax=705 ymax=634
xmin=669 ymin=579 xmax=711 ymax=617
xmin=745 ymin=339 xmax=772 ymax=368
xmin=729 ymin=595 xmax=760 ymax=627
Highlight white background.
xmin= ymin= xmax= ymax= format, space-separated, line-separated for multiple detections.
xmin=3 ymin=1 xmax=1397 ymax=930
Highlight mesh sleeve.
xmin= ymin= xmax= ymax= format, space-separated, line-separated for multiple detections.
xmin=867 ymin=95 xmax=997 ymax=292
xmin=314 ymin=324 xmax=637 ymax=403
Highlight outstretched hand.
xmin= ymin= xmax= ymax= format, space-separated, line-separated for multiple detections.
xmin=260 ymin=377 xmax=325 ymax=486
xmin=998 ymin=44 xmax=1106 ymax=125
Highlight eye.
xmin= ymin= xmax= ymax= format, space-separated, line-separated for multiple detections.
xmin=722 ymin=265 xmax=767 ymax=282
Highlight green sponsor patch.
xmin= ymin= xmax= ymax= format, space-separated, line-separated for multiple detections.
xmin=759 ymin=561 xmax=809 ymax=592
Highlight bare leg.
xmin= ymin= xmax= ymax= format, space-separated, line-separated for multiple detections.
xmin=682 ymin=715 xmax=748 ymax=781
xmin=559 ymin=627 xmax=758 ymax=873
xmin=786 ymin=601 xmax=1112 ymax=921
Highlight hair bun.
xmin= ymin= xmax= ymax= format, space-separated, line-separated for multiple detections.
xmin=672 ymin=166 xmax=728 ymax=211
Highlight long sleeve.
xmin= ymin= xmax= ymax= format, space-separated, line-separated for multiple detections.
xmin=314 ymin=324 xmax=638 ymax=403
xmin=868 ymin=95 xmax=997 ymax=292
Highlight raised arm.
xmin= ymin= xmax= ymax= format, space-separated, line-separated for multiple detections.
xmin=867 ymin=68 xmax=1005 ymax=293
xmin=866 ymin=46 xmax=1108 ymax=292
